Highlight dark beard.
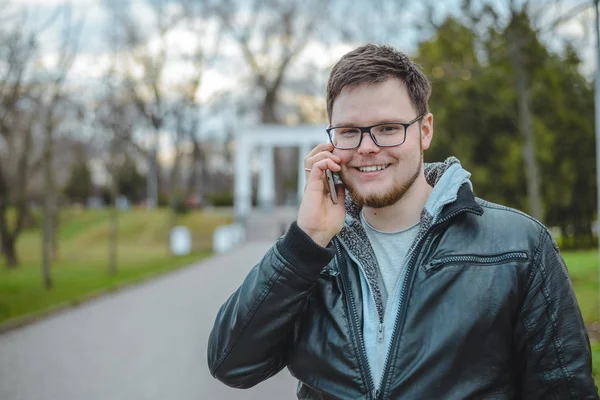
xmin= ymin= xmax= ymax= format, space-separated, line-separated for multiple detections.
xmin=344 ymin=151 xmax=423 ymax=209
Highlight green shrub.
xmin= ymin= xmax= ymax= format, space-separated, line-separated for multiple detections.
xmin=556 ymin=235 xmax=597 ymax=251
xmin=205 ymin=191 xmax=234 ymax=207
xmin=171 ymin=195 xmax=190 ymax=215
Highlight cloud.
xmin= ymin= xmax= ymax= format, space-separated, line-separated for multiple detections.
xmin=15 ymin=0 xmax=94 ymax=5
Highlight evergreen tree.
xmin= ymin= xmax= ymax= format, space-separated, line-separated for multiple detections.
xmin=64 ymin=162 xmax=93 ymax=204
xmin=416 ymin=14 xmax=596 ymax=248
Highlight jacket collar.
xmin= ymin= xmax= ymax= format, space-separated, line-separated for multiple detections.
xmin=423 ymin=157 xmax=482 ymax=225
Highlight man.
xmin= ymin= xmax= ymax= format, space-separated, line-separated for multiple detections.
xmin=208 ymin=44 xmax=598 ymax=399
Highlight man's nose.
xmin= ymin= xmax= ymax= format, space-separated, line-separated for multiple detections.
xmin=357 ymin=132 xmax=380 ymax=154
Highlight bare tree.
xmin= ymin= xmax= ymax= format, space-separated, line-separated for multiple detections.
xmin=97 ymin=0 xmax=220 ymax=266
xmin=212 ymin=0 xmax=326 ymax=123
xmin=0 ymin=5 xmax=67 ymax=269
xmin=104 ymin=0 xmax=189 ymax=208
xmin=168 ymin=4 xmax=223 ymax=218
xmin=211 ymin=0 xmax=328 ymax=205
xmin=93 ymin=85 xmax=140 ymax=275
xmin=0 ymin=10 xmax=35 ymax=267
xmin=328 ymin=0 xmax=412 ymax=45
xmin=38 ymin=4 xmax=84 ymax=288
xmin=106 ymin=0 xmax=224 ymax=224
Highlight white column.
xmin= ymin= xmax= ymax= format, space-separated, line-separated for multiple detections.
xmin=258 ymin=144 xmax=275 ymax=210
xmin=234 ymin=137 xmax=252 ymax=220
xmin=297 ymin=143 xmax=311 ymax=204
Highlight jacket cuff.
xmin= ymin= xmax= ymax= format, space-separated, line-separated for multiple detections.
xmin=275 ymin=221 xmax=335 ymax=280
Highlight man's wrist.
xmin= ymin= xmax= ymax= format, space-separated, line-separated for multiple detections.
xmin=276 ymin=222 xmax=335 ymax=279
xmin=296 ymin=224 xmax=332 ymax=248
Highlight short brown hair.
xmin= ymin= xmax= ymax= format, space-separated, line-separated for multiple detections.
xmin=326 ymin=44 xmax=431 ymax=122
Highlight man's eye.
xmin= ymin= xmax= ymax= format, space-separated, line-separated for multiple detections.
xmin=339 ymin=128 xmax=359 ymax=135
xmin=375 ymin=124 xmax=401 ymax=134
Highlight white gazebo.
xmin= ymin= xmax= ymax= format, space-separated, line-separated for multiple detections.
xmin=234 ymin=124 xmax=327 ymax=220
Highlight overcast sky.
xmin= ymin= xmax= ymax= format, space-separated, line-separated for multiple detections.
xmin=13 ymin=0 xmax=597 ymax=80
xmin=6 ymin=0 xmax=597 ymax=156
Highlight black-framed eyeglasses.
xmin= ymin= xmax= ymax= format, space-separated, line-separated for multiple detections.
xmin=326 ymin=114 xmax=424 ymax=150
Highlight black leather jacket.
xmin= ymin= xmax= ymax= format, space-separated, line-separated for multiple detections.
xmin=208 ymin=184 xmax=598 ymax=399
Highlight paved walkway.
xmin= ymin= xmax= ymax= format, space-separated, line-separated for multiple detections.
xmin=0 ymin=242 xmax=298 ymax=400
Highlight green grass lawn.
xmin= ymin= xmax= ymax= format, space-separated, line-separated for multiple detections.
xmin=0 ymin=207 xmax=232 ymax=325
xmin=561 ymin=250 xmax=599 ymax=388
xmin=564 ymin=251 xmax=598 ymax=323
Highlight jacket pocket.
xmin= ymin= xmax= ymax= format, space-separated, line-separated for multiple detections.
xmin=424 ymin=251 xmax=529 ymax=272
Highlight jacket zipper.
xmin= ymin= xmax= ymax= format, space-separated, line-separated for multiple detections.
xmin=428 ymin=251 xmax=528 ymax=270
xmin=376 ymin=205 xmax=483 ymax=398
xmin=334 ymin=240 xmax=378 ymax=399
xmin=373 ymin=232 xmax=426 ymax=398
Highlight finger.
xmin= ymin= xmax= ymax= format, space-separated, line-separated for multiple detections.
xmin=304 ymin=150 xmax=341 ymax=184
xmin=303 ymin=144 xmax=335 ymax=166
xmin=304 ymin=143 xmax=334 ymax=160
xmin=305 ymin=151 xmax=341 ymax=169
xmin=304 ymin=155 xmax=340 ymax=184
xmin=308 ymin=158 xmax=341 ymax=182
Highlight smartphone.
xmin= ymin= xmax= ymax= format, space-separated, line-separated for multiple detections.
xmin=325 ymin=170 xmax=338 ymax=204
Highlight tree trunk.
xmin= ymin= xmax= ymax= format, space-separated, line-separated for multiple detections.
xmin=41 ymin=125 xmax=55 ymax=289
xmin=0 ymin=142 xmax=18 ymax=267
xmin=188 ymin=134 xmax=208 ymax=207
xmin=147 ymin=148 xmax=158 ymax=208
xmin=108 ymin=203 xmax=118 ymax=276
xmin=0 ymin=124 xmax=35 ymax=268
xmin=261 ymin=89 xmax=278 ymax=124
xmin=168 ymin=154 xmax=180 ymax=234
xmin=168 ymin=133 xmax=183 ymax=247
xmin=199 ymin=148 xmax=209 ymax=200
xmin=187 ymin=136 xmax=200 ymax=198
xmin=508 ymin=17 xmax=543 ymax=222
xmin=41 ymin=209 xmax=54 ymax=289
xmin=1 ymin=235 xmax=18 ymax=268
xmin=262 ymin=88 xmax=288 ymax=205
xmin=147 ymin=125 xmax=164 ymax=208
xmin=107 ymin=148 xmax=121 ymax=275
xmin=51 ymin=211 xmax=59 ymax=261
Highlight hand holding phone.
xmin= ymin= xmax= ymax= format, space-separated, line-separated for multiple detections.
xmin=297 ymin=148 xmax=345 ymax=247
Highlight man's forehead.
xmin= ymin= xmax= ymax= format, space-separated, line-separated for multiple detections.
xmin=338 ymin=77 xmax=406 ymax=95
xmin=331 ymin=79 xmax=412 ymax=124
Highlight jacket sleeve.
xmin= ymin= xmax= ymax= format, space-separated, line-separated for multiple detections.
xmin=515 ymin=228 xmax=599 ymax=399
xmin=207 ymin=222 xmax=335 ymax=388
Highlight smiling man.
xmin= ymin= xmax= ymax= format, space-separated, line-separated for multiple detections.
xmin=208 ymin=44 xmax=598 ymax=399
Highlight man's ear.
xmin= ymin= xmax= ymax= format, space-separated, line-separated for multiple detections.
xmin=420 ymin=113 xmax=433 ymax=150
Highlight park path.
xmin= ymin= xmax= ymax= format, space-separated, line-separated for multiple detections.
xmin=0 ymin=241 xmax=298 ymax=400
